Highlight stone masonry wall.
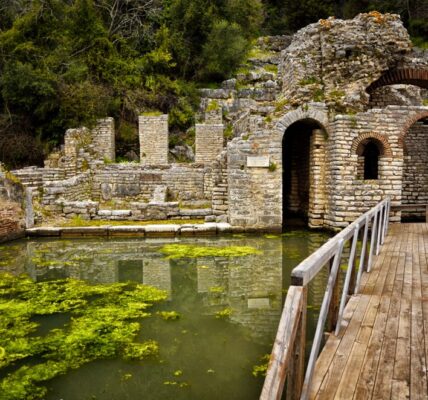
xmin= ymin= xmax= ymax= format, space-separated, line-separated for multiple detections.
xmin=195 ymin=124 xmax=224 ymax=164
xmin=369 ymin=85 xmax=424 ymax=108
xmin=227 ymin=105 xmax=331 ymax=230
xmin=402 ymin=121 xmax=428 ymax=217
xmin=280 ymin=13 xmax=413 ymax=110
xmin=91 ymin=117 xmax=115 ymax=161
xmin=139 ymin=115 xmax=169 ymax=165
xmin=326 ymin=106 xmax=428 ymax=228
xmin=92 ymin=164 xmax=210 ymax=204
xmin=227 ymin=116 xmax=283 ymax=230
xmin=0 ymin=172 xmax=26 ymax=241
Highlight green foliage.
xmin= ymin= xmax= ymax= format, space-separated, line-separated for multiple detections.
xmin=200 ymin=20 xmax=250 ymax=81
xmin=0 ymin=273 xmax=167 ymax=399
xmin=224 ymin=123 xmax=234 ymax=139
xmin=206 ymin=100 xmax=220 ymax=112
xmin=160 ymin=243 xmax=262 ymax=259
xmin=268 ymin=162 xmax=277 ymax=172
xmin=1 ymin=0 xmax=426 ymax=168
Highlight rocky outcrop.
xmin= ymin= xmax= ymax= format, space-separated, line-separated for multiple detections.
xmin=280 ymin=12 xmax=414 ymax=111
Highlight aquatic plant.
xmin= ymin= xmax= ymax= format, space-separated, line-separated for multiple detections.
xmin=158 ymin=311 xmax=181 ymax=320
xmin=215 ymin=308 xmax=233 ymax=319
xmin=252 ymin=354 xmax=271 ymax=378
xmin=0 ymin=273 xmax=168 ymax=400
xmin=160 ymin=244 xmax=262 ymax=259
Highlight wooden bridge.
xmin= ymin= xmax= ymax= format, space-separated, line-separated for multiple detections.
xmin=261 ymin=199 xmax=428 ymax=399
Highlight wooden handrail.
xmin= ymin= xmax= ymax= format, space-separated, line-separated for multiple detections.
xmin=260 ymin=286 xmax=305 ymax=400
xmin=261 ymin=198 xmax=391 ymax=400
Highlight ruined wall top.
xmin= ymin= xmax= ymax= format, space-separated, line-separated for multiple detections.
xmin=279 ymin=12 xmax=414 ymax=111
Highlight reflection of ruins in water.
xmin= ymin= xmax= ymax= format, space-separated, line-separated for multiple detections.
xmin=2 ymin=232 xmax=331 ymax=343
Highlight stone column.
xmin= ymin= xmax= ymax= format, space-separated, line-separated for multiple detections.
xmin=195 ymin=124 xmax=224 ymax=164
xmin=139 ymin=114 xmax=169 ymax=165
xmin=92 ymin=118 xmax=115 ymax=162
xmin=308 ymin=128 xmax=326 ymax=227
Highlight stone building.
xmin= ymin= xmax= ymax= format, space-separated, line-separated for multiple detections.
xmin=6 ymin=12 xmax=428 ymax=231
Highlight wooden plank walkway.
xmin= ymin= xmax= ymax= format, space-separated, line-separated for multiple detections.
xmin=310 ymin=223 xmax=428 ymax=400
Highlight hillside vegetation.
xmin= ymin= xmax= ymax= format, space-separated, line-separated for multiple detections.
xmin=0 ymin=0 xmax=426 ymax=168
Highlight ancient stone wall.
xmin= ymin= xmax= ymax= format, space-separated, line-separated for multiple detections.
xmin=369 ymin=85 xmax=424 ymax=108
xmin=92 ymin=164 xmax=209 ymax=203
xmin=139 ymin=115 xmax=169 ymax=165
xmin=42 ymin=173 xmax=91 ymax=213
xmin=0 ymin=201 xmax=25 ymax=242
xmin=325 ymin=106 xmax=428 ymax=228
xmin=280 ymin=13 xmax=413 ymax=110
xmin=0 ymin=171 xmax=26 ymax=241
xmin=402 ymin=121 xmax=428 ymax=217
xmin=227 ymin=119 xmax=283 ymax=230
xmin=91 ymin=117 xmax=115 ymax=162
xmin=195 ymin=124 xmax=224 ymax=164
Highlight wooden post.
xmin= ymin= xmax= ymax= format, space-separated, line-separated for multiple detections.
xmin=367 ymin=211 xmax=378 ymax=272
xmin=326 ymin=256 xmax=341 ymax=333
xmin=425 ymin=204 xmax=428 ymax=224
xmin=376 ymin=206 xmax=383 ymax=255
xmin=286 ymin=287 xmax=307 ymax=400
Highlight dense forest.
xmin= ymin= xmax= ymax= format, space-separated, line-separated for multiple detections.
xmin=0 ymin=0 xmax=427 ymax=167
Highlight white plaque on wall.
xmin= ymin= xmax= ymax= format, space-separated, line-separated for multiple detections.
xmin=247 ymin=156 xmax=270 ymax=167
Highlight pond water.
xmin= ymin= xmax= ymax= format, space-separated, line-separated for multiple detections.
xmin=0 ymin=230 xmax=331 ymax=400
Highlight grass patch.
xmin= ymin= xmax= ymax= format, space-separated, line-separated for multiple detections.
xmin=159 ymin=244 xmax=262 ymax=259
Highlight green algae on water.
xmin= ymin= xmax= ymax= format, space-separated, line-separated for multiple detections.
xmin=0 ymin=273 xmax=168 ymax=400
xmin=160 ymin=244 xmax=262 ymax=259
xmin=252 ymin=354 xmax=271 ymax=378
xmin=158 ymin=311 xmax=181 ymax=320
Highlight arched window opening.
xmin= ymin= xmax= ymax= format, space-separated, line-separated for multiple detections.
xmin=355 ymin=138 xmax=385 ymax=181
xmin=363 ymin=142 xmax=380 ymax=179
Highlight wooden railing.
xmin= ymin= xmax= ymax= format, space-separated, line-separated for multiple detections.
xmin=260 ymin=198 xmax=391 ymax=400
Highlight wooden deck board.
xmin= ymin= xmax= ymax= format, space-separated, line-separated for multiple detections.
xmin=311 ymin=223 xmax=428 ymax=400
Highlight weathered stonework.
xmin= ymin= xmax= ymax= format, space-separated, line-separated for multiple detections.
xmin=195 ymin=123 xmax=224 ymax=164
xmin=9 ymin=13 xmax=428 ymax=231
xmin=139 ymin=114 xmax=169 ymax=165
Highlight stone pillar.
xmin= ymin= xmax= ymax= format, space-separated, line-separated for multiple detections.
xmin=92 ymin=118 xmax=115 ymax=162
xmin=139 ymin=114 xmax=169 ymax=165
xmin=195 ymin=124 xmax=224 ymax=164
xmin=308 ymin=128 xmax=326 ymax=227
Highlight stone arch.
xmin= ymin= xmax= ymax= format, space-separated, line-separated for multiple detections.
xmin=275 ymin=107 xmax=329 ymax=138
xmin=367 ymin=68 xmax=428 ymax=93
xmin=351 ymin=132 xmax=393 ymax=157
xmin=280 ymin=108 xmax=328 ymax=229
xmin=398 ymin=110 xmax=428 ymax=154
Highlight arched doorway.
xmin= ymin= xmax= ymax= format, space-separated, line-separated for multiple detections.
xmin=282 ymin=119 xmax=327 ymax=228
xmin=402 ymin=116 xmax=428 ymax=221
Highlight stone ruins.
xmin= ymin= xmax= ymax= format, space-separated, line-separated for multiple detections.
xmin=2 ymin=12 xmax=428 ymax=231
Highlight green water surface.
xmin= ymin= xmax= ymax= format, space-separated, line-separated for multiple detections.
xmin=0 ymin=230 xmax=331 ymax=400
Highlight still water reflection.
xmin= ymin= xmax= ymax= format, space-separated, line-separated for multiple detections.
xmin=0 ymin=230 xmax=330 ymax=400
